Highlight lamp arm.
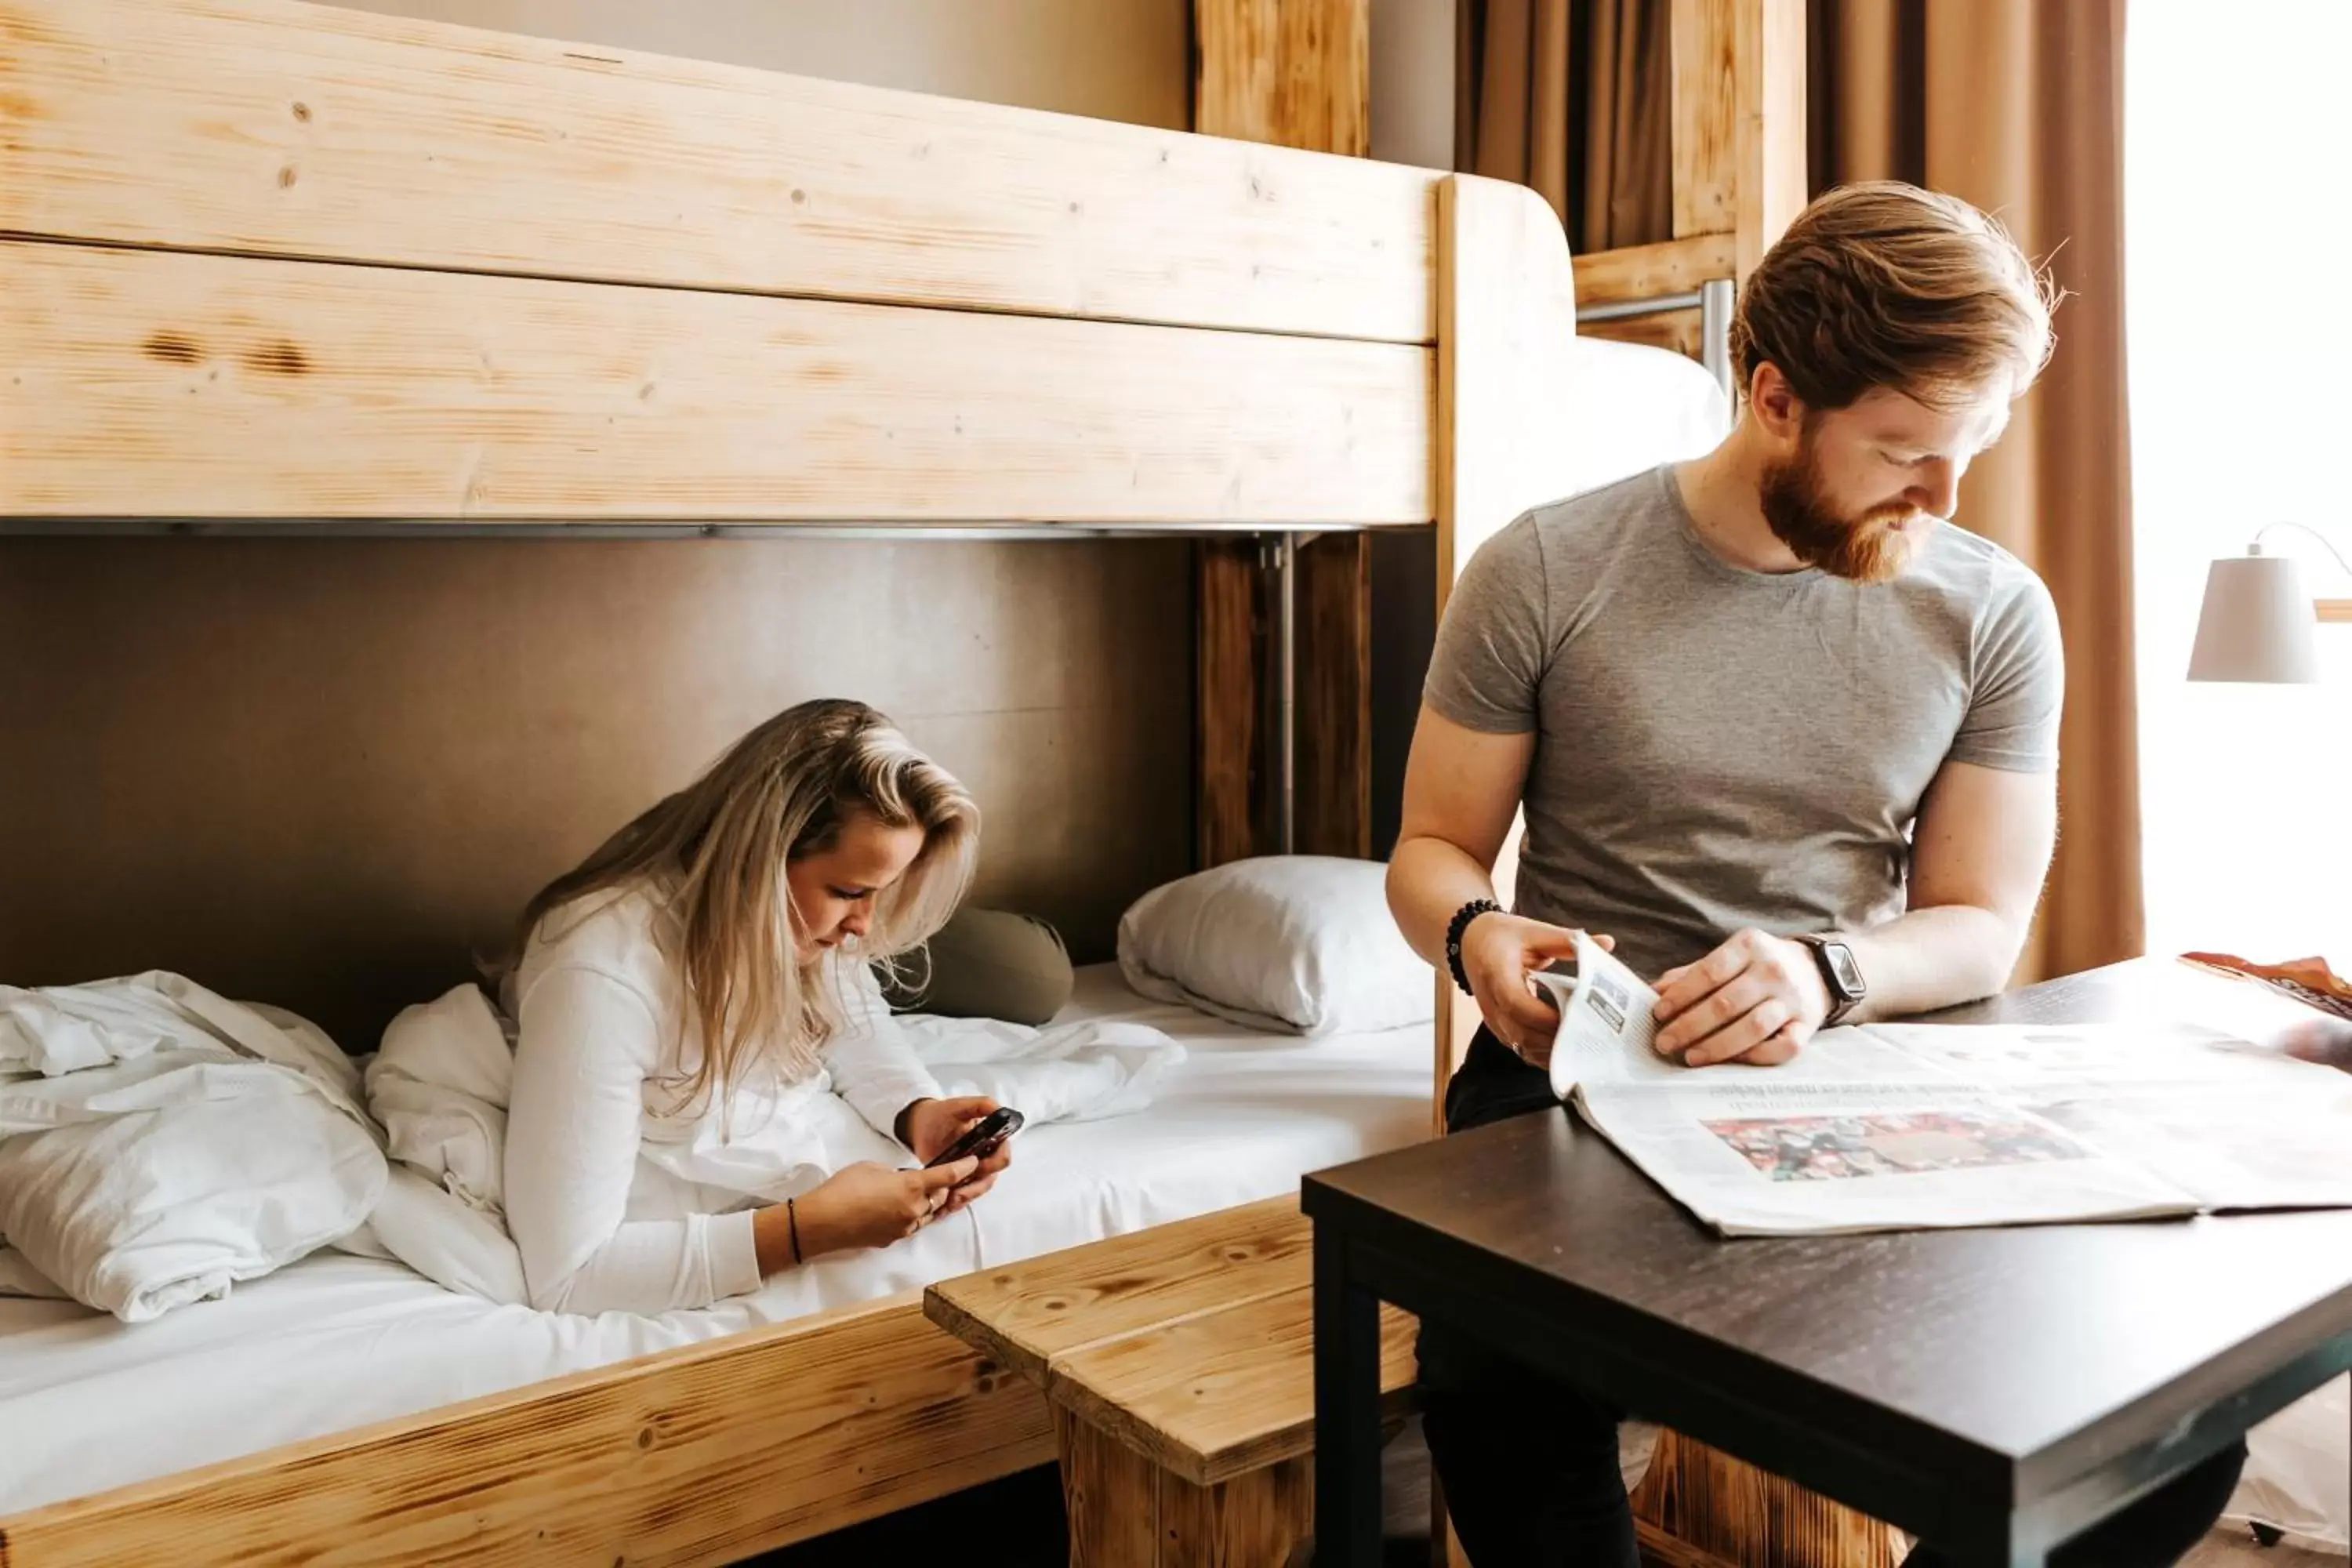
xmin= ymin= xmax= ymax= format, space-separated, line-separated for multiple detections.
xmin=2252 ymin=521 xmax=2352 ymax=579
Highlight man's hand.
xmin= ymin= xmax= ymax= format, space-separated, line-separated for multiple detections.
xmin=1462 ymin=913 xmax=1613 ymax=1069
xmin=1651 ymin=929 xmax=1831 ymax=1067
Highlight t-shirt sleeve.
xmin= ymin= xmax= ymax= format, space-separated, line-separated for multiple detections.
xmin=1422 ymin=514 xmax=1550 ymax=734
xmin=1951 ymin=569 xmax=2065 ymax=771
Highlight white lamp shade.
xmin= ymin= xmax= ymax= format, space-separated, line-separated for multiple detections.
xmin=2187 ymin=554 xmax=2320 ymax=683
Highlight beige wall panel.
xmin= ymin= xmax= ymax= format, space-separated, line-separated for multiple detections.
xmin=323 ymin=0 xmax=1192 ymax=129
xmin=1370 ymin=0 xmax=1457 ymax=169
xmin=0 ymin=538 xmax=1192 ymax=1047
xmin=1 ymin=244 xmax=1432 ymax=524
xmin=0 ymin=0 xmax=1434 ymax=343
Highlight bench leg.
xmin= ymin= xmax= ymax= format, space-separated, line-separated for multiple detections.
xmin=1055 ymin=1407 xmax=1314 ymax=1568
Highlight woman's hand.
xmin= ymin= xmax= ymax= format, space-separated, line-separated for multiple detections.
xmin=896 ymin=1095 xmax=1014 ymax=1211
xmin=1461 ymin=912 xmax=1613 ymax=1069
xmin=787 ymin=1158 xmax=979 ymax=1258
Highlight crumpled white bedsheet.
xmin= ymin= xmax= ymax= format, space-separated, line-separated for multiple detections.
xmin=0 ymin=974 xmax=387 ymax=1322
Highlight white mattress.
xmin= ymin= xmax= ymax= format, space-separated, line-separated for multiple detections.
xmin=0 ymin=964 xmax=1430 ymax=1515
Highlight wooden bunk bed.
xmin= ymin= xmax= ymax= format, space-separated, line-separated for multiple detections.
xmin=0 ymin=0 xmax=1581 ymax=1563
xmin=0 ymin=2 xmax=1877 ymax=1566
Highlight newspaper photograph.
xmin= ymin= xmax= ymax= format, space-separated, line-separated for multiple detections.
xmin=1530 ymin=933 xmax=2352 ymax=1237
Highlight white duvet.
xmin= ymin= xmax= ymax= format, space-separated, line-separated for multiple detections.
xmin=0 ymin=967 xmax=1184 ymax=1321
xmin=0 ymin=975 xmax=387 ymax=1322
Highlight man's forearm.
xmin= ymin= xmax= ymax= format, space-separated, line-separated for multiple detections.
xmin=1387 ymin=834 xmax=1504 ymax=967
xmin=1839 ymin=904 xmax=2026 ymax=1022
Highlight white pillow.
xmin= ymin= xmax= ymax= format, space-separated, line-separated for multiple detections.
xmin=1116 ymin=856 xmax=1433 ymax=1036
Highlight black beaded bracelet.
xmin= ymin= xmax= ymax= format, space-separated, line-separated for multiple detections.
xmin=1444 ymin=898 xmax=1503 ymax=996
xmin=786 ymin=1197 xmax=803 ymax=1265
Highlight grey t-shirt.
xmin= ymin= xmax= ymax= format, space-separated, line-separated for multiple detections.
xmin=1425 ymin=463 xmax=2063 ymax=978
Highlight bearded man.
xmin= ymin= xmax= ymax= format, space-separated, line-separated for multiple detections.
xmin=1385 ymin=181 xmax=2248 ymax=1566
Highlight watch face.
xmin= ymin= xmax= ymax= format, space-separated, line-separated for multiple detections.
xmin=1824 ymin=942 xmax=1865 ymax=996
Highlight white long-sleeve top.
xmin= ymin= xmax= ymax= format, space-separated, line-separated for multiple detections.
xmin=502 ymin=883 xmax=942 ymax=1316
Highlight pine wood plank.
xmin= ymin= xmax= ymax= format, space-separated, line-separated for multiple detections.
xmin=924 ymin=1196 xmax=1309 ymax=1385
xmin=0 ymin=1292 xmax=1052 ymax=1568
xmin=1731 ymin=0 xmax=1808 ymax=279
xmin=1056 ymin=1406 xmax=1318 ymax=1568
xmin=1431 ymin=173 xmax=1578 ymax=1112
xmin=1298 ymin=530 xmax=1373 ymax=858
xmin=1058 ymin=1407 xmax=1166 ymax=1568
xmin=1047 ymin=1286 xmax=1419 ymax=1487
xmin=1158 ymin=1449 xmax=1315 ymax=1567
xmin=1670 ymin=0 xmax=1738 ymax=238
xmin=1631 ymin=1430 xmax=1909 ymax=1568
xmin=0 ymin=0 xmax=1433 ymax=343
xmin=1573 ymin=234 xmax=1738 ymax=309
xmin=1637 ymin=1519 xmax=1744 ymax=1568
xmin=1195 ymin=539 xmax=1269 ymax=868
xmin=1193 ymin=0 xmax=1370 ymax=158
xmin=0 ymin=242 xmax=1432 ymax=524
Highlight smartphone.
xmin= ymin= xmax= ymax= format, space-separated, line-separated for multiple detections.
xmin=924 ymin=1106 xmax=1025 ymax=1170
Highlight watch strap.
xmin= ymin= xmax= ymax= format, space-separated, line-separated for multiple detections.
xmin=1796 ymin=934 xmax=1864 ymax=1026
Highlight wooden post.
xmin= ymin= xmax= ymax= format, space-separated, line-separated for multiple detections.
xmin=1192 ymin=0 xmax=1375 ymax=868
xmin=1667 ymin=0 xmax=1806 ymax=279
xmin=1430 ymin=172 xmax=1577 ymax=1123
xmin=1194 ymin=0 xmax=1370 ymax=156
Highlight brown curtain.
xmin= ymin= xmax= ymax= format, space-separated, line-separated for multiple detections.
xmin=1813 ymin=0 xmax=2142 ymax=982
xmin=1457 ymin=0 xmax=1672 ymax=252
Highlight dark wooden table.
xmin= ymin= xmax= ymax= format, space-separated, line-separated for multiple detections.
xmin=1305 ymin=960 xmax=2352 ymax=1567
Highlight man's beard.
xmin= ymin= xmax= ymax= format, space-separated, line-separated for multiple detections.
xmin=1758 ymin=438 xmax=1924 ymax=584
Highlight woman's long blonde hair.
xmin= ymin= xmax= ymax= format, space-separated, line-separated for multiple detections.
xmin=498 ymin=699 xmax=978 ymax=1112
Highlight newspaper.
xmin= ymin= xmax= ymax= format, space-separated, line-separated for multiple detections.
xmin=1532 ymin=933 xmax=2352 ymax=1237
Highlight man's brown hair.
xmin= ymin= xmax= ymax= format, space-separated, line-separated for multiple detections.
xmin=1730 ymin=180 xmax=2059 ymax=413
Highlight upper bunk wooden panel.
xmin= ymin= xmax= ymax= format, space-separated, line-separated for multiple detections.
xmin=5 ymin=242 xmax=1429 ymax=524
xmin=0 ymin=0 xmax=1436 ymax=344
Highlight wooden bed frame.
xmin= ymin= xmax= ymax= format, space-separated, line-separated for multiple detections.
xmin=0 ymin=1 xmax=1569 ymax=1562
xmin=0 ymin=1 xmax=1828 ymax=1563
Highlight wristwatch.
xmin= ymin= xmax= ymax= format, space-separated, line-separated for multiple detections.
xmin=1794 ymin=935 xmax=1866 ymax=1027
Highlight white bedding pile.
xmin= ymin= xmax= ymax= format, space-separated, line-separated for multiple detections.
xmin=0 ymin=974 xmax=387 ymax=1322
xmin=357 ymin=978 xmax=1183 ymax=1305
xmin=0 ymin=962 xmax=1183 ymax=1320
xmin=0 ymin=964 xmax=1432 ymax=1514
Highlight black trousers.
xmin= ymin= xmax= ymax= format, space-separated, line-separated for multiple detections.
xmin=1416 ymin=1028 xmax=2249 ymax=1568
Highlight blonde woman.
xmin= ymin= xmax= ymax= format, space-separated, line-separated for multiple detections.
xmin=496 ymin=699 xmax=1010 ymax=1316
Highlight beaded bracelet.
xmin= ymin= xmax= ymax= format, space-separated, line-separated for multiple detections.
xmin=1444 ymin=898 xmax=1503 ymax=996
xmin=786 ymin=1197 xmax=803 ymax=1265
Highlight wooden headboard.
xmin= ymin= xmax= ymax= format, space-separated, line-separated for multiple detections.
xmin=0 ymin=0 xmax=1584 ymax=1067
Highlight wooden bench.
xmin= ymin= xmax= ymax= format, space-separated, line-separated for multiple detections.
xmin=926 ymin=1196 xmax=1905 ymax=1568
xmin=926 ymin=1196 xmax=1417 ymax=1566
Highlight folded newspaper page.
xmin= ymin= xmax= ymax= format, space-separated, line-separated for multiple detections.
xmin=1531 ymin=933 xmax=2352 ymax=1237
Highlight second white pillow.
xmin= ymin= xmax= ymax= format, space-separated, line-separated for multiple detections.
xmin=1116 ymin=855 xmax=1433 ymax=1036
